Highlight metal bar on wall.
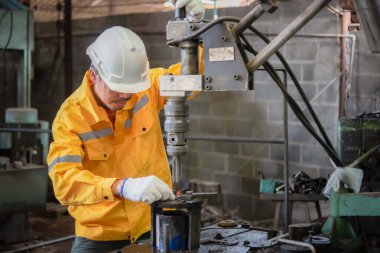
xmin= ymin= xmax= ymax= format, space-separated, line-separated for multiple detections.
xmin=277 ymin=68 xmax=289 ymax=232
xmin=258 ymin=67 xmax=289 ymax=231
xmin=339 ymin=10 xmax=351 ymax=118
xmin=64 ymin=0 xmax=73 ymax=98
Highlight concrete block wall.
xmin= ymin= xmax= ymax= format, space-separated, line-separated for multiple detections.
xmin=346 ymin=31 xmax=380 ymax=116
xmin=184 ymin=2 xmax=341 ymax=220
xmin=30 ymin=1 xmax=380 ymax=222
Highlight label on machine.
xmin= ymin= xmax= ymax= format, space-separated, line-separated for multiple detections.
xmin=209 ymin=47 xmax=235 ymax=62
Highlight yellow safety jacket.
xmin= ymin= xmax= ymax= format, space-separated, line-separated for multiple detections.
xmin=47 ymin=64 xmax=183 ymax=242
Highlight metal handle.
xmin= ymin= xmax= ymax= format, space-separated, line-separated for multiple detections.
xmin=175 ymin=7 xmax=186 ymax=19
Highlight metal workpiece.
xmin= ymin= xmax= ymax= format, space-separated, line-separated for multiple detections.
xmin=176 ymin=191 xmax=218 ymax=201
xmin=157 ymin=211 xmax=188 ymax=252
xmin=246 ymin=0 xmax=332 ymax=72
xmin=171 ymin=155 xmax=183 ymax=190
xmin=151 ymin=199 xmax=203 ymax=252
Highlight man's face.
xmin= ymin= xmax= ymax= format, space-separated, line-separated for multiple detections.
xmin=92 ymin=72 xmax=133 ymax=111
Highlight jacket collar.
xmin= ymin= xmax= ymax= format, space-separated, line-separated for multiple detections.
xmin=75 ymin=71 xmax=145 ymax=126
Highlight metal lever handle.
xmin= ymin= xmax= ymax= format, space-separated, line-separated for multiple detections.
xmin=175 ymin=7 xmax=186 ymax=19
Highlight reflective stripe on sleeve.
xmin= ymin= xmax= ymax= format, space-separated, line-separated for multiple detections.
xmin=48 ymin=155 xmax=82 ymax=172
xmin=79 ymin=128 xmax=113 ymax=141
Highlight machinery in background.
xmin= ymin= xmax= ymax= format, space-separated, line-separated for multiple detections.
xmin=0 ymin=3 xmax=48 ymax=243
xmin=152 ymin=0 xmax=342 ymax=252
xmin=339 ymin=113 xmax=380 ymax=185
xmin=0 ymin=108 xmax=48 ymax=243
xmin=318 ymin=113 xmax=380 ymax=252
xmin=0 ymin=5 xmax=33 ymax=109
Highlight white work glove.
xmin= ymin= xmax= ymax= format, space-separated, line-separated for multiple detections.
xmin=120 ymin=176 xmax=175 ymax=204
xmin=170 ymin=0 xmax=205 ymax=22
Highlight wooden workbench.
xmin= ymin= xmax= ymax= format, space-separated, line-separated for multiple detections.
xmin=260 ymin=193 xmax=327 ymax=229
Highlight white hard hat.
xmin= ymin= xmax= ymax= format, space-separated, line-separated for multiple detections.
xmin=86 ymin=26 xmax=151 ymax=93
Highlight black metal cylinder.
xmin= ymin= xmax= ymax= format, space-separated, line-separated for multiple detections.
xmin=156 ymin=211 xmax=189 ymax=252
xmin=175 ymin=7 xmax=186 ymax=19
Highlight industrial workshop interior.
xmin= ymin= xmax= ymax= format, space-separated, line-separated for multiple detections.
xmin=1 ymin=0 xmax=380 ymax=252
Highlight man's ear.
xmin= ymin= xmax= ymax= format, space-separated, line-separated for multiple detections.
xmin=89 ymin=68 xmax=97 ymax=83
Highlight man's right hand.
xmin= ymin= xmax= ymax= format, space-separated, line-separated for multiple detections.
xmin=114 ymin=176 xmax=175 ymax=204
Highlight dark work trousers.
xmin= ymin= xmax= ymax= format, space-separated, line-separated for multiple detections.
xmin=71 ymin=232 xmax=150 ymax=253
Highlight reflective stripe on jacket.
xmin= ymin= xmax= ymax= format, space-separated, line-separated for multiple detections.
xmin=48 ymin=63 xmax=183 ymax=242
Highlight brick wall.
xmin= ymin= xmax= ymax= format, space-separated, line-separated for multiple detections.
xmin=28 ymin=1 xmax=380 ymax=222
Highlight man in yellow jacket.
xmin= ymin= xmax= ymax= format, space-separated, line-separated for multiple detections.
xmin=47 ymin=1 xmax=204 ymax=252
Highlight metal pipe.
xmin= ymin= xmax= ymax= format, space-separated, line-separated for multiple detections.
xmin=163 ymin=134 xmax=284 ymax=144
xmin=246 ymin=0 xmax=332 ymax=72
xmin=26 ymin=11 xmax=31 ymax=107
xmin=0 ymin=128 xmax=52 ymax=133
xmin=260 ymin=233 xmax=289 ymax=246
xmin=64 ymin=0 xmax=73 ymax=98
xmin=256 ymin=67 xmax=290 ymax=231
xmin=231 ymin=4 xmax=264 ymax=37
xmin=172 ymin=155 xmax=182 ymax=191
xmin=339 ymin=10 xmax=352 ymax=118
xmin=348 ymin=144 xmax=380 ymax=168
xmin=2 ymin=235 xmax=75 ymax=253
xmin=278 ymin=238 xmax=316 ymax=253
xmin=280 ymin=69 xmax=289 ymax=232
xmin=347 ymin=34 xmax=356 ymax=100
xmin=248 ymin=32 xmax=355 ymax=38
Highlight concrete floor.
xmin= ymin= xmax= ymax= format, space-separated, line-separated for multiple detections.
xmin=0 ymin=204 xmax=75 ymax=253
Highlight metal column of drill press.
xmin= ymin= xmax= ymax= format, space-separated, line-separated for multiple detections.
xmin=152 ymin=8 xmax=203 ymax=253
xmin=164 ymin=40 xmax=199 ymax=192
xmin=164 ymin=96 xmax=189 ymax=191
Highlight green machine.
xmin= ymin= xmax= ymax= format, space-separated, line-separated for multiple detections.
xmin=322 ymin=115 xmax=380 ymax=252
xmin=338 ymin=115 xmax=380 ymax=183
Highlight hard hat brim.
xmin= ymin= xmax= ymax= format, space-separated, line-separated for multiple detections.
xmin=104 ymin=77 xmax=151 ymax=94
